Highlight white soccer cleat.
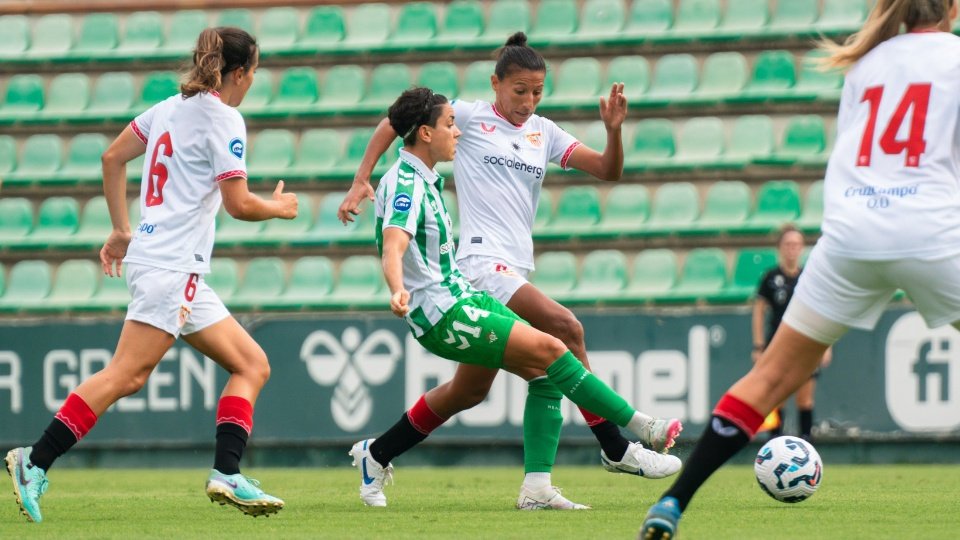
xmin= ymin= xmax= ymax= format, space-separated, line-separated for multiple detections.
xmin=516 ymin=484 xmax=591 ymax=510
xmin=600 ymin=442 xmax=682 ymax=479
xmin=636 ymin=418 xmax=683 ymax=453
xmin=349 ymin=439 xmax=393 ymax=507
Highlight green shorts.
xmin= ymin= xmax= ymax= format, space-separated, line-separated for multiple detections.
xmin=416 ymin=292 xmax=527 ymax=369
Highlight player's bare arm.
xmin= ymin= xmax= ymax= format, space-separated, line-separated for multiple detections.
xmin=220 ymin=178 xmax=298 ymax=221
xmin=99 ymin=125 xmax=148 ymax=277
xmin=338 ymin=118 xmax=398 ymax=224
xmin=564 ymin=83 xmax=626 ymax=181
xmin=381 ymin=227 xmax=411 ymax=317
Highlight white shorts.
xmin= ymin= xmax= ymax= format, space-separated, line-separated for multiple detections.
xmin=125 ymin=263 xmax=230 ymax=338
xmin=785 ymin=245 xmax=960 ymax=341
xmin=457 ymin=255 xmax=531 ymax=304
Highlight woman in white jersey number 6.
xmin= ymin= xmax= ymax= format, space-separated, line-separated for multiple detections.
xmin=5 ymin=27 xmax=297 ymax=523
xmin=642 ymin=1 xmax=960 ymax=538
xmin=339 ymin=32 xmax=681 ymax=509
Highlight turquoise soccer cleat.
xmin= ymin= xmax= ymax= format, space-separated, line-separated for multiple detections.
xmin=5 ymin=446 xmax=49 ymax=523
xmin=205 ymin=469 xmax=284 ymax=517
xmin=639 ymin=496 xmax=682 ymax=540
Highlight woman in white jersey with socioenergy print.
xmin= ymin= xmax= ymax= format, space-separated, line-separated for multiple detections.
xmin=641 ymin=1 xmax=960 ymax=538
xmin=5 ymin=27 xmax=296 ymax=523
xmin=339 ymin=32 xmax=681 ymax=509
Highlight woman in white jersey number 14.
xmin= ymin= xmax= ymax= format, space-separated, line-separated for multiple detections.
xmin=5 ymin=27 xmax=297 ymax=524
xmin=642 ymin=1 xmax=960 ymax=538
xmin=339 ymin=32 xmax=682 ymax=509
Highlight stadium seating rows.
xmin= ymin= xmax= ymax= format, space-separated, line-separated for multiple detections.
xmin=0 ymin=181 xmax=822 ymax=253
xmin=0 ymin=115 xmax=831 ymax=186
xmin=0 ymin=50 xmax=841 ymax=125
xmin=0 ymin=0 xmax=869 ymax=63
xmin=0 ymin=246 xmax=787 ymax=313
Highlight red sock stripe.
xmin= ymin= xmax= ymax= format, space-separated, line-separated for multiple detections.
xmin=407 ymin=395 xmax=447 ymax=435
xmin=216 ymin=396 xmax=254 ymax=435
xmin=55 ymin=393 xmax=98 ymax=442
xmin=578 ymin=407 xmax=606 ymax=427
xmin=713 ymin=393 xmax=765 ymax=439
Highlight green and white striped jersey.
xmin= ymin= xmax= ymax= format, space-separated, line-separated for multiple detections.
xmin=375 ymin=149 xmax=477 ymax=336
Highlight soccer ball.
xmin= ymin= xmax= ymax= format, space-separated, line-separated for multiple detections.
xmin=754 ymin=436 xmax=823 ymax=503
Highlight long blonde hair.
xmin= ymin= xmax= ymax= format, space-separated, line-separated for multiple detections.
xmin=180 ymin=27 xmax=258 ymax=98
xmin=819 ymin=0 xmax=954 ymax=70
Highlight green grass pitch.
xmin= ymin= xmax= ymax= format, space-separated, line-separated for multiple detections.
xmin=2 ymin=465 xmax=957 ymax=539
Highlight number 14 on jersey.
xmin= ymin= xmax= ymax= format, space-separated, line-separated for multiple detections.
xmin=858 ymin=83 xmax=931 ymax=168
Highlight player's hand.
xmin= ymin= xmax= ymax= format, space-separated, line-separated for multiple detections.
xmin=390 ymin=289 xmax=410 ymax=317
xmin=272 ymin=180 xmax=298 ymax=220
xmin=338 ymin=180 xmax=375 ymax=224
xmin=599 ymin=82 xmax=627 ymax=131
xmin=100 ymin=230 xmax=132 ymax=278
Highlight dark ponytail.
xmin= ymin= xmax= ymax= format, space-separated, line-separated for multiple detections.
xmin=389 ymin=87 xmax=449 ymax=147
xmin=181 ymin=27 xmax=258 ymax=98
xmin=494 ymin=31 xmax=546 ymax=80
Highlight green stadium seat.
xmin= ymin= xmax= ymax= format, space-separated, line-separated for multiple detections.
xmin=247 ymin=129 xmax=295 ymax=179
xmin=292 ymin=129 xmax=341 ymax=179
xmin=87 ymin=270 xmax=129 ymax=310
xmin=797 ymin=180 xmax=824 ymax=233
xmin=216 ymin=209 xmax=264 ymax=246
xmin=746 ymin=180 xmax=801 ymax=232
xmin=459 ymin=61 xmax=496 ymax=101
xmin=765 ymin=115 xmax=828 ymax=166
xmin=646 ymin=54 xmax=698 ymax=104
xmin=272 ymin=256 xmax=335 ymax=308
xmin=766 ymin=0 xmax=819 ymax=37
xmin=529 ymin=0 xmax=578 ymax=46
xmin=42 ymin=259 xmax=98 ymax=310
xmin=302 ymin=191 xmax=373 ymax=245
xmin=695 ymin=52 xmax=748 ymax=102
xmin=533 ymin=189 xmax=554 ymax=235
xmin=86 ymin=72 xmax=135 ymax=120
xmin=719 ymin=248 xmax=777 ymax=302
xmin=671 ymin=0 xmax=721 ymax=40
xmin=0 ymin=135 xmax=13 ymax=178
xmin=738 ymin=50 xmax=796 ymax=102
xmin=138 ymin=71 xmax=180 ymax=109
xmin=217 ymin=9 xmax=255 ymax=33
xmin=606 ymin=56 xmax=650 ymax=100
xmin=329 ymin=256 xmax=384 ymax=307
xmin=258 ymin=7 xmax=300 ymax=54
xmin=390 ymin=2 xmax=438 ymax=49
xmin=318 ymin=65 xmax=366 ymax=111
xmin=230 ymin=257 xmax=286 ymax=309
xmin=793 ymin=50 xmax=842 ymax=101
xmin=0 ymin=16 xmax=29 ymax=60
xmin=646 ymin=182 xmax=700 ymax=235
xmin=817 ymin=0 xmax=867 ymax=34
xmin=11 ymin=135 xmax=62 ymax=185
xmin=575 ymin=250 xmax=627 ymax=302
xmin=29 ymin=14 xmax=73 ymax=60
xmin=436 ymin=0 xmax=484 ymax=48
xmin=364 ymin=63 xmax=414 ymax=112
xmin=717 ymin=0 xmax=769 ymax=39
xmin=115 ymin=11 xmax=164 ymax=59
xmin=42 ymin=73 xmax=91 ymax=121
xmin=342 ymin=3 xmax=392 ymax=51
xmin=669 ymin=248 xmax=727 ymax=302
xmin=163 ymin=11 xmax=208 ymax=56
xmin=256 ymin=194 xmax=313 ymax=244
xmin=22 ymin=196 xmax=79 ymax=248
xmin=481 ymin=0 xmax=531 ymax=46
xmin=72 ymin=13 xmax=119 ymax=60
xmin=545 ymin=57 xmax=601 ymax=109
xmin=59 ymin=134 xmax=109 ymax=183
xmin=271 ymin=68 xmax=319 ymax=114
xmin=540 ymin=186 xmax=600 ymax=239
xmin=576 ymin=0 xmax=625 ymax=44
xmin=0 ymin=198 xmax=33 ymax=248
xmin=0 ymin=260 xmax=52 ymax=311
xmin=203 ymin=258 xmax=239 ymax=304
xmin=695 ymin=180 xmax=751 ymax=234
xmin=335 ymin=128 xmax=387 ymax=178
xmin=622 ymin=0 xmax=672 ymax=42
xmin=300 ymin=6 xmax=346 ymax=52
xmin=674 ymin=117 xmax=726 ymax=169
xmin=238 ymin=67 xmax=273 ymax=114
xmin=623 ymin=249 xmax=677 ymax=302
xmin=1 ymin=74 xmax=44 ymax=121
xmin=530 ymin=251 xmax=577 ymax=300
xmin=626 ymin=119 xmax=675 ymax=170
xmin=726 ymin=114 xmax=775 ymax=166
xmin=599 ymin=184 xmax=649 ymax=236
xmin=418 ymin=62 xmax=460 ymax=100
xmin=73 ymin=196 xmax=112 ymax=247
xmin=578 ymin=121 xmax=607 ymax=152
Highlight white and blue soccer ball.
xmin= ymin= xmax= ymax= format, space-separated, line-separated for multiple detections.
xmin=754 ymin=436 xmax=823 ymax=503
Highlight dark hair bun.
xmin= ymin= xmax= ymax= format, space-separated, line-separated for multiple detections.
xmin=504 ymin=31 xmax=528 ymax=48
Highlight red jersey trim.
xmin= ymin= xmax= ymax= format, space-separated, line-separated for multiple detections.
xmin=130 ymin=121 xmax=148 ymax=144
xmin=491 ymin=103 xmax=524 ymax=128
xmin=215 ymin=169 xmax=247 ymax=182
xmin=559 ymin=141 xmax=581 ymax=169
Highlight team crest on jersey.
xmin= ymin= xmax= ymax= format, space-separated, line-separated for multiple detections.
xmin=525 ymin=131 xmax=543 ymax=148
xmin=393 ymin=193 xmax=412 ymax=212
xmin=229 ymin=138 xmax=244 ymax=159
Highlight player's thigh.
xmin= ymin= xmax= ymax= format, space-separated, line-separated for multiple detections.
xmin=182 ymin=315 xmax=267 ymax=376
xmin=416 ymin=295 xmax=518 ymax=369
xmin=506 ymin=283 xmax=579 ymax=338
xmin=891 ymin=254 xmax=960 ymax=328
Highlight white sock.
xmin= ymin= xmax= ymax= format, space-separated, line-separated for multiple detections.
xmin=523 ymin=472 xmax=551 ymax=490
xmin=626 ymin=411 xmax=654 ymax=439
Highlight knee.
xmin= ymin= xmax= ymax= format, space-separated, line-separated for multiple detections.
xmin=547 ymin=311 xmax=584 ymax=350
xmin=539 ymin=334 xmax=569 ymax=363
xmin=118 ymin=370 xmax=151 ymax=398
xmin=248 ymin=350 xmax=271 ymax=387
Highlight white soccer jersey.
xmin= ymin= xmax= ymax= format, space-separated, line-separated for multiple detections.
xmin=450 ymin=99 xmax=580 ymax=271
xmin=124 ymin=92 xmax=247 ymax=274
xmin=820 ymin=31 xmax=960 ymax=260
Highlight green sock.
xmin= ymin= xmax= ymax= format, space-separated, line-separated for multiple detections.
xmin=523 ymin=377 xmax=564 ymax=474
xmin=545 ymin=351 xmax=635 ymax=427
